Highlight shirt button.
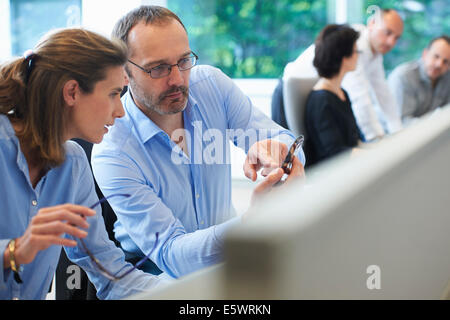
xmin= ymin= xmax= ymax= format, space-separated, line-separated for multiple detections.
xmin=196 ymin=194 xmax=200 ymax=199
xmin=31 ymin=200 xmax=38 ymax=206
xmin=200 ymin=220 xmax=204 ymax=225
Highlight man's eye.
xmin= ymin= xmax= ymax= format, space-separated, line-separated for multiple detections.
xmin=152 ymin=64 xmax=168 ymax=72
xmin=178 ymin=58 xmax=191 ymax=67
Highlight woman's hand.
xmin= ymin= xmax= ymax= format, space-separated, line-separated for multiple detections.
xmin=11 ymin=204 xmax=95 ymax=267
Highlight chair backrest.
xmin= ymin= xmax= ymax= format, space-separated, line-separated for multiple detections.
xmin=270 ymin=78 xmax=289 ymax=129
xmin=73 ymin=139 xmax=120 ymax=247
xmin=282 ymin=76 xmax=318 ymax=137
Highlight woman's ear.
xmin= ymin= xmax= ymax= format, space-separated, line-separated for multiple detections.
xmin=63 ymin=80 xmax=79 ymax=107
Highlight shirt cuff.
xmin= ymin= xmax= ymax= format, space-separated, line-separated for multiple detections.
xmin=271 ymin=134 xmax=306 ymax=166
xmin=387 ymin=120 xmax=403 ymax=134
xmin=0 ymin=239 xmax=11 ymax=289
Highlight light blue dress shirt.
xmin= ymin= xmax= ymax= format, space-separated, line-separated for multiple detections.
xmin=0 ymin=115 xmax=168 ymax=300
xmin=91 ymin=65 xmax=305 ymax=278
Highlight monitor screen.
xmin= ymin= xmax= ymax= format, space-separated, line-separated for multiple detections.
xmin=223 ymin=105 xmax=450 ymax=299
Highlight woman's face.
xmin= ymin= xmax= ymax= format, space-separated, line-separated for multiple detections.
xmin=342 ymin=44 xmax=359 ymax=73
xmin=67 ymin=66 xmax=126 ymax=143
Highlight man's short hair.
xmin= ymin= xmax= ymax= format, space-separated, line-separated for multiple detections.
xmin=313 ymin=24 xmax=359 ymax=78
xmin=427 ymin=35 xmax=450 ymax=49
xmin=112 ymin=5 xmax=186 ymax=46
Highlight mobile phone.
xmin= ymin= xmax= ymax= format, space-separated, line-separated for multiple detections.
xmin=275 ymin=135 xmax=304 ymax=186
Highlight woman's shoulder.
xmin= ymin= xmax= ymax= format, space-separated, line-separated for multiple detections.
xmin=64 ymin=140 xmax=90 ymax=168
xmin=0 ymin=115 xmax=15 ymax=139
xmin=306 ymin=90 xmax=338 ymax=106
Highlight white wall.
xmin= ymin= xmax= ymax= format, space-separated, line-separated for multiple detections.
xmin=81 ymin=0 xmax=141 ymax=37
xmin=82 ymin=0 xmax=168 ymax=37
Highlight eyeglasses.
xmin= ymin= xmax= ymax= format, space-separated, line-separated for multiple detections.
xmin=281 ymin=135 xmax=304 ymax=175
xmin=128 ymin=52 xmax=199 ymax=79
xmin=79 ymin=193 xmax=159 ymax=281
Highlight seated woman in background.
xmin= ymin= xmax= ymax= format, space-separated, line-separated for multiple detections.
xmin=0 ymin=28 xmax=170 ymax=300
xmin=304 ymin=24 xmax=363 ymax=166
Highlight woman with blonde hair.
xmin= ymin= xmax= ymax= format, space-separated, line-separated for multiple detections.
xmin=0 ymin=28 xmax=166 ymax=299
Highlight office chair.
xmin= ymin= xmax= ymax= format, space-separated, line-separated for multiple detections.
xmin=271 ymin=78 xmax=289 ymax=129
xmin=282 ymin=76 xmax=318 ymax=138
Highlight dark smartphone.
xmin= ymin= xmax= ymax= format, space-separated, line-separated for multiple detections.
xmin=280 ymin=135 xmax=304 ymax=175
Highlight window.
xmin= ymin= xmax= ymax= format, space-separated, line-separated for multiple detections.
xmin=168 ymin=0 xmax=450 ymax=77
xmin=9 ymin=0 xmax=81 ymax=56
xmin=167 ymin=0 xmax=328 ymax=78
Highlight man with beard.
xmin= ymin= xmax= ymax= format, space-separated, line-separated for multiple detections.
xmin=388 ymin=35 xmax=450 ymax=125
xmin=91 ymin=6 xmax=305 ymax=278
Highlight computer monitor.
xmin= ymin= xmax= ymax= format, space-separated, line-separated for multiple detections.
xmin=131 ymin=105 xmax=450 ymax=300
xmin=223 ymin=104 xmax=450 ymax=299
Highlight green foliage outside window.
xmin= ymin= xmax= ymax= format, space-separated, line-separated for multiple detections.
xmin=10 ymin=0 xmax=81 ymax=56
xmin=168 ymin=0 xmax=327 ymax=78
xmin=169 ymin=0 xmax=450 ymax=78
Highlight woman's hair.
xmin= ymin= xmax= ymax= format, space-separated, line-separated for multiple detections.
xmin=0 ymin=28 xmax=127 ymax=167
xmin=313 ymin=24 xmax=359 ymax=78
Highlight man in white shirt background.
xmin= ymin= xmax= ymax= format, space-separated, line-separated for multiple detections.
xmin=283 ymin=9 xmax=404 ymax=142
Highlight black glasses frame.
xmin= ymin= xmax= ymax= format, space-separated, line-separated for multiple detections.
xmin=79 ymin=193 xmax=159 ymax=281
xmin=128 ymin=52 xmax=199 ymax=79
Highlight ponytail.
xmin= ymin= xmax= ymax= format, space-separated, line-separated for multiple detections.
xmin=0 ymin=57 xmax=29 ymax=118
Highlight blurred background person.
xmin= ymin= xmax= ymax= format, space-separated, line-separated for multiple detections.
xmin=283 ymin=8 xmax=404 ymax=142
xmin=388 ymin=35 xmax=450 ymax=125
xmin=304 ymin=24 xmax=363 ymax=166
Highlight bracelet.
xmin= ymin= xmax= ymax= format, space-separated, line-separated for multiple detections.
xmin=8 ymin=239 xmax=23 ymax=284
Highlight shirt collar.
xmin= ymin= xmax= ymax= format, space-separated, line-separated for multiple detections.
xmin=356 ymin=25 xmax=378 ymax=60
xmin=122 ymin=89 xmax=200 ymax=144
xmin=122 ymin=90 xmax=165 ymax=144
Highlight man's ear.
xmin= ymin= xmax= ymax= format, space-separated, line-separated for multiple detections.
xmin=422 ymin=48 xmax=428 ymax=60
xmin=63 ymin=80 xmax=80 ymax=107
xmin=124 ymin=70 xmax=130 ymax=86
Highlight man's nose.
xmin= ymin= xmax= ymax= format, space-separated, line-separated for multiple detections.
xmin=387 ymin=35 xmax=397 ymax=47
xmin=167 ymin=65 xmax=184 ymax=86
xmin=434 ymin=58 xmax=444 ymax=69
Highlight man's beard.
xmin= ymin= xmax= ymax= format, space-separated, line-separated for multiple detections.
xmin=130 ymin=80 xmax=189 ymax=116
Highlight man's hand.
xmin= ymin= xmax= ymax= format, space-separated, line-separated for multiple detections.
xmin=244 ymin=139 xmax=288 ymax=181
xmin=243 ymin=156 xmax=304 ymax=220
